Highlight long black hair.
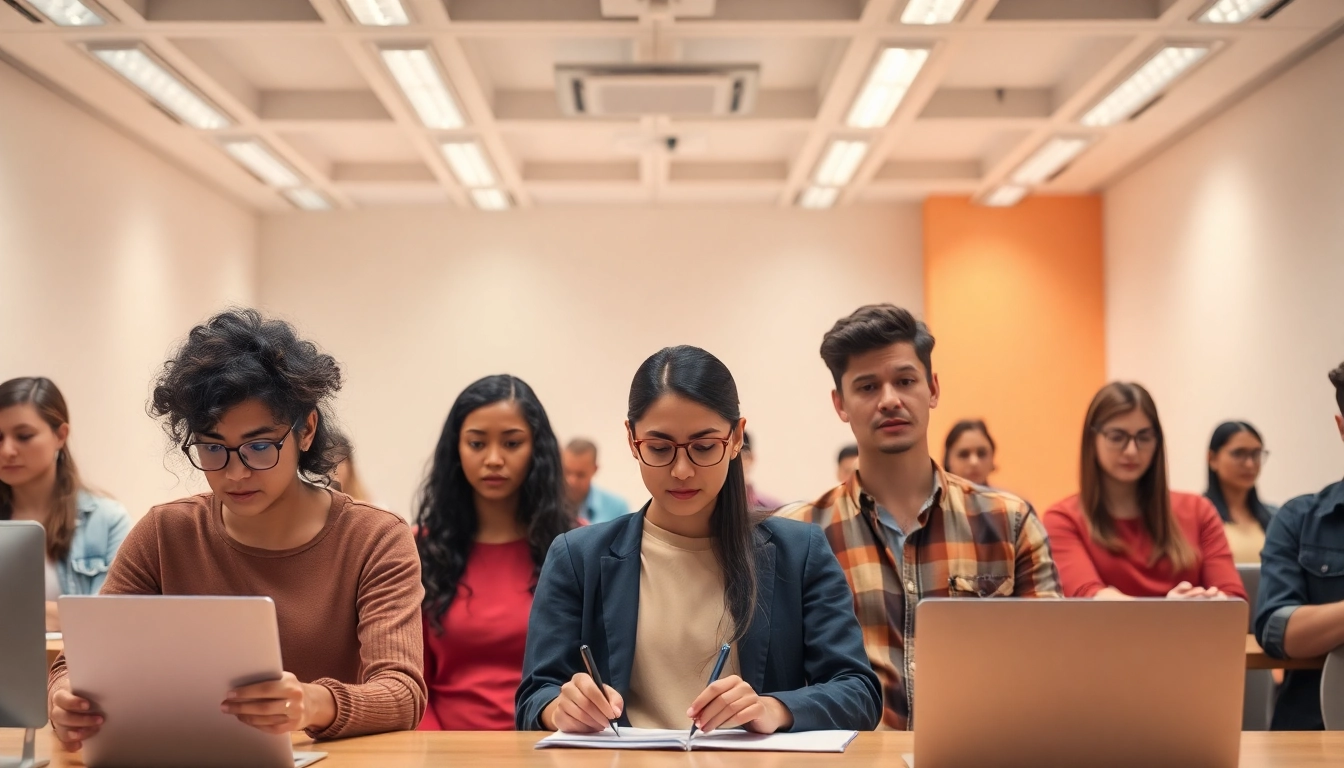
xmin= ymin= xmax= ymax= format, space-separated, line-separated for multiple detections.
xmin=149 ymin=308 xmax=348 ymax=483
xmin=1205 ymin=421 xmax=1273 ymax=530
xmin=628 ymin=345 xmax=759 ymax=643
xmin=416 ymin=375 xmax=571 ymax=631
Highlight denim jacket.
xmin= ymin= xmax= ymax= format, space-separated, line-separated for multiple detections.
xmin=1253 ymin=478 xmax=1344 ymax=730
xmin=54 ymin=492 xmax=132 ymax=596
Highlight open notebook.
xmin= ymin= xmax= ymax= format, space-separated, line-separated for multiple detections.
xmin=536 ymin=727 xmax=858 ymax=752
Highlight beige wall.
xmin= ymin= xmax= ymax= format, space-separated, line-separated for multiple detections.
xmin=1105 ymin=34 xmax=1344 ymax=507
xmin=258 ymin=204 xmax=923 ymax=518
xmin=0 ymin=58 xmax=257 ymax=519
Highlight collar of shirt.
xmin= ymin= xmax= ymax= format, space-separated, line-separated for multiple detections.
xmin=873 ymin=470 xmax=942 ymax=537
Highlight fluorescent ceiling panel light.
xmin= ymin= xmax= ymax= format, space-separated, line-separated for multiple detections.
xmin=379 ymin=46 xmax=465 ymax=129
xmin=813 ymin=140 xmax=870 ymax=187
xmin=470 ymin=189 xmax=511 ymax=211
xmin=846 ymin=46 xmax=930 ymax=128
xmin=1010 ymin=137 xmax=1093 ymax=185
xmin=900 ymin=0 xmax=966 ymax=24
xmin=798 ymin=187 xmax=840 ymax=210
xmin=981 ymin=185 xmax=1029 ymax=207
xmin=222 ymin=140 xmax=303 ymax=188
xmin=1197 ymin=0 xmax=1273 ymax=23
xmin=441 ymin=141 xmax=497 ymax=188
xmin=27 ymin=0 xmax=104 ymax=25
xmin=284 ymin=189 xmax=332 ymax=211
xmin=341 ymin=0 xmax=410 ymax=25
xmin=87 ymin=46 xmax=231 ymax=129
xmin=1080 ymin=45 xmax=1211 ymax=127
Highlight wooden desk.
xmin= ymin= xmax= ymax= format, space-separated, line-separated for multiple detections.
xmin=41 ymin=634 xmax=1327 ymax=673
xmin=5 ymin=730 xmax=1344 ymax=767
xmin=1246 ymin=635 xmax=1327 ymax=671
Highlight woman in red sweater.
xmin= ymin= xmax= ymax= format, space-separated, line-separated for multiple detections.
xmin=415 ymin=375 xmax=578 ymax=730
xmin=1043 ymin=382 xmax=1246 ymax=601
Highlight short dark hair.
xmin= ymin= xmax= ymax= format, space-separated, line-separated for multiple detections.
xmin=837 ymin=444 xmax=858 ymax=463
xmin=149 ymin=308 xmax=348 ymax=483
xmin=820 ymin=304 xmax=935 ymax=391
xmin=1331 ymin=361 xmax=1344 ymax=416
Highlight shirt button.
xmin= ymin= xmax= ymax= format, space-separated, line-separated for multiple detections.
xmin=906 ymin=580 xmax=916 ymax=592
xmin=1323 ymin=565 xmax=1330 ymax=574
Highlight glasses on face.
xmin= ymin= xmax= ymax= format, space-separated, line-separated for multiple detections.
xmin=183 ymin=424 xmax=298 ymax=472
xmin=1228 ymin=448 xmax=1269 ymax=465
xmin=1094 ymin=427 xmax=1158 ymax=452
xmin=631 ymin=427 xmax=734 ymax=468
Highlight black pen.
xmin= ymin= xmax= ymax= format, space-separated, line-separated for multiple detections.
xmin=579 ymin=644 xmax=620 ymax=737
xmin=688 ymin=643 xmax=732 ymax=745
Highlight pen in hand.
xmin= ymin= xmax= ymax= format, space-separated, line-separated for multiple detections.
xmin=579 ymin=644 xmax=621 ymax=737
xmin=688 ymin=643 xmax=732 ymax=746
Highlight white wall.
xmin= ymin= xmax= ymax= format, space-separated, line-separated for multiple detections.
xmin=1105 ymin=33 xmax=1344 ymax=506
xmin=259 ymin=204 xmax=923 ymax=518
xmin=0 ymin=58 xmax=257 ymax=519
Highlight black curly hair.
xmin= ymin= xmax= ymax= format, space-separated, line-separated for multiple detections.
xmin=416 ymin=375 xmax=573 ymax=632
xmin=148 ymin=308 xmax=348 ymax=483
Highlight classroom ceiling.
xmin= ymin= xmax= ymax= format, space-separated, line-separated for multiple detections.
xmin=2 ymin=0 xmax=1341 ymax=212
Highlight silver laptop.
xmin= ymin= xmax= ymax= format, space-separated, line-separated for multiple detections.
xmin=0 ymin=521 xmax=50 ymax=768
xmin=60 ymin=596 xmax=325 ymax=768
xmin=911 ymin=598 xmax=1246 ymax=768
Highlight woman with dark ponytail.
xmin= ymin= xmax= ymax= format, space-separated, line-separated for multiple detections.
xmin=516 ymin=346 xmax=880 ymax=735
xmin=416 ymin=375 xmax=575 ymax=730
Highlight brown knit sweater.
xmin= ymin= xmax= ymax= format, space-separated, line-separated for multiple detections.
xmin=48 ymin=490 xmax=426 ymax=739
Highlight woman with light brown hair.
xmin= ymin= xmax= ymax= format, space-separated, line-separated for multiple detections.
xmin=1042 ymin=382 xmax=1245 ymax=600
xmin=0 ymin=377 xmax=131 ymax=629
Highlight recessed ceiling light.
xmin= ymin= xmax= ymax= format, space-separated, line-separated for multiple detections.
xmin=221 ymin=139 xmax=303 ymax=188
xmin=900 ymin=0 xmax=967 ymax=25
xmin=340 ymin=0 xmax=410 ymax=25
xmin=85 ymin=45 xmax=231 ymax=129
xmin=470 ymin=189 xmax=512 ymax=211
xmin=1197 ymin=0 xmax=1274 ymax=23
xmin=379 ymin=46 xmax=465 ymax=130
xmin=798 ymin=187 xmax=840 ymax=209
xmin=980 ymin=185 xmax=1029 ymax=207
xmin=284 ymin=189 xmax=332 ymax=211
xmin=1080 ymin=45 xmax=1213 ymax=128
xmin=1010 ymin=137 xmax=1094 ymax=186
xmin=813 ymin=140 xmax=870 ymax=187
xmin=440 ymin=141 xmax=498 ymax=188
xmin=26 ymin=0 xmax=104 ymax=26
xmin=846 ymin=46 xmax=931 ymax=129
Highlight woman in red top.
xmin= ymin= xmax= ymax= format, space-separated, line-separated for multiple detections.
xmin=415 ymin=375 xmax=577 ymax=730
xmin=1043 ymin=382 xmax=1246 ymax=601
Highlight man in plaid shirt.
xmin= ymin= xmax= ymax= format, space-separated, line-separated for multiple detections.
xmin=777 ymin=304 xmax=1061 ymax=729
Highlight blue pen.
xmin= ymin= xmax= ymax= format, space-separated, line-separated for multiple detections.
xmin=688 ymin=643 xmax=732 ymax=746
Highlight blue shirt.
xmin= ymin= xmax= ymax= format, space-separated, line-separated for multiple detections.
xmin=578 ymin=484 xmax=631 ymax=525
xmin=1253 ymin=478 xmax=1344 ymax=730
xmin=874 ymin=475 xmax=940 ymax=570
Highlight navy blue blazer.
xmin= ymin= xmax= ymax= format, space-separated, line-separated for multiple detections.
xmin=515 ymin=511 xmax=882 ymax=732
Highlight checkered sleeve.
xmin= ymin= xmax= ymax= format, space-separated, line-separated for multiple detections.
xmin=1013 ymin=508 xmax=1062 ymax=598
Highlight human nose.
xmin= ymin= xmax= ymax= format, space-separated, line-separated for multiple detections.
xmin=670 ymin=447 xmax=695 ymax=480
xmin=223 ymin=452 xmax=251 ymax=481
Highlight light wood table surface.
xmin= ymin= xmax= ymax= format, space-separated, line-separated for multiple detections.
xmin=46 ymin=637 xmax=62 ymax=669
xmin=5 ymin=729 xmax=1344 ymax=767
xmin=1246 ymin=635 xmax=1327 ymax=671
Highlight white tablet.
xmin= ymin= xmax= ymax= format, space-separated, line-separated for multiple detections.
xmin=60 ymin=595 xmax=326 ymax=768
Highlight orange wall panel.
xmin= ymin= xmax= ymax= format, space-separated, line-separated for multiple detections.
xmin=923 ymin=195 xmax=1106 ymax=509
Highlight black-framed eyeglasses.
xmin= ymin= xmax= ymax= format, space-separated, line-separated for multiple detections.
xmin=1093 ymin=427 xmax=1158 ymax=451
xmin=182 ymin=424 xmax=298 ymax=472
xmin=631 ymin=426 xmax=735 ymax=468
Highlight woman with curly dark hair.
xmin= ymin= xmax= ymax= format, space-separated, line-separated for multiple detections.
xmin=415 ymin=375 xmax=576 ymax=730
xmin=46 ymin=309 xmax=426 ymax=752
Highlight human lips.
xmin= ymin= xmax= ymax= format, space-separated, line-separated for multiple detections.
xmin=668 ymin=488 xmax=701 ymax=501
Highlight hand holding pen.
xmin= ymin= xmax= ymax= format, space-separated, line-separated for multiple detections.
xmin=686 ymin=643 xmax=794 ymax=736
xmin=542 ymin=644 xmax=625 ymax=735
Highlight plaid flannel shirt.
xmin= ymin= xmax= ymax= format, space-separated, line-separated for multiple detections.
xmin=776 ymin=463 xmax=1061 ymax=729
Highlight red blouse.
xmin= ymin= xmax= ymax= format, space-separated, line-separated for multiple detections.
xmin=1042 ymin=492 xmax=1247 ymax=600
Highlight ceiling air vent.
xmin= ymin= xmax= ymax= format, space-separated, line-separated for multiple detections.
xmin=555 ymin=64 xmax=758 ymax=118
